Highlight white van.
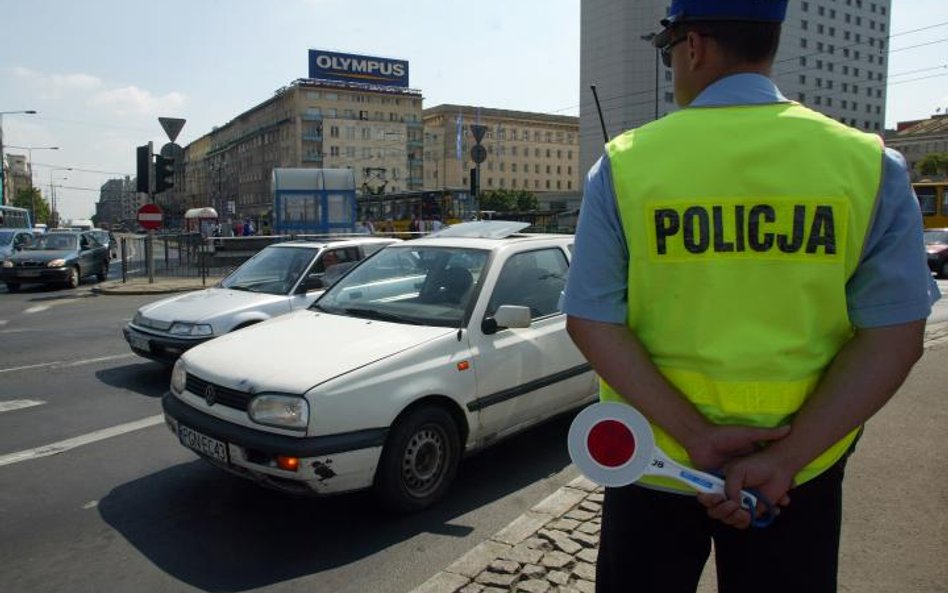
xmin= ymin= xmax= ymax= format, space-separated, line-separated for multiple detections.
xmin=69 ymin=219 xmax=95 ymax=231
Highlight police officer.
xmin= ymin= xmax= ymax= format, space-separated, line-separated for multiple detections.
xmin=562 ymin=1 xmax=940 ymax=592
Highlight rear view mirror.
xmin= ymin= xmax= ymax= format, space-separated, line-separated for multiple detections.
xmin=482 ymin=305 xmax=532 ymax=334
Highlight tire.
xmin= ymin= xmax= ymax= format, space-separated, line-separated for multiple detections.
xmin=374 ymin=406 xmax=461 ymax=513
xmin=96 ymin=260 xmax=109 ymax=282
xmin=65 ymin=266 xmax=80 ymax=289
xmin=940 ymin=259 xmax=948 ymax=280
xmin=5 ymin=282 xmax=19 ymax=292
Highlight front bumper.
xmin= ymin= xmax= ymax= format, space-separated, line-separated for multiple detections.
xmin=123 ymin=324 xmax=210 ymax=364
xmin=1 ymin=266 xmax=72 ymax=285
xmin=162 ymin=392 xmax=386 ymax=495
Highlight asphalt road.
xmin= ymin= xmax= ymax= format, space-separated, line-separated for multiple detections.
xmin=0 ymin=286 xmax=583 ymax=593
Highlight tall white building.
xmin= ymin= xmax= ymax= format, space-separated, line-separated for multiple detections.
xmin=580 ymin=0 xmax=892 ymax=176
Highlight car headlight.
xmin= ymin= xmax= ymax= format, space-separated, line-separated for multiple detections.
xmin=168 ymin=322 xmax=214 ymax=337
xmin=248 ymin=395 xmax=309 ymax=430
xmin=171 ymin=359 xmax=187 ymax=394
xmin=132 ymin=311 xmax=143 ymax=326
xmin=47 ymin=259 xmax=66 ymax=268
xmin=1 ymin=260 xmax=12 ymax=268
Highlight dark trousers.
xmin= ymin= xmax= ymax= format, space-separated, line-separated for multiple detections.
xmin=595 ymin=459 xmax=847 ymax=593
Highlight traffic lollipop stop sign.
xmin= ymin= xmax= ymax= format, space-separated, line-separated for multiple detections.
xmin=568 ymin=402 xmax=776 ymax=528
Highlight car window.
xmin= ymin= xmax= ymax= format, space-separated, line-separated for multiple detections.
xmin=486 ymin=248 xmax=569 ymax=319
xmin=317 ymin=246 xmax=489 ymax=327
xmin=33 ymin=234 xmax=78 ymax=251
xmin=221 ymin=246 xmax=316 ymax=294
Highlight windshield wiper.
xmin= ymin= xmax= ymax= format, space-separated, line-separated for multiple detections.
xmin=342 ymin=307 xmax=420 ymax=324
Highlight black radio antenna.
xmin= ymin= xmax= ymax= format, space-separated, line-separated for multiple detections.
xmin=590 ymin=84 xmax=609 ymax=143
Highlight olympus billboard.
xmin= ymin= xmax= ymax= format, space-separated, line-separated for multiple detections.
xmin=308 ymin=50 xmax=409 ymax=88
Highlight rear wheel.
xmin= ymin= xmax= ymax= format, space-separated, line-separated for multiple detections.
xmin=374 ymin=406 xmax=460 ymax=513
xmin=65 ymin=266 xmax=80 ymax=289
xmin=5 ymin=282 xmax=19 ymax=292
xmin=96 ymin=260 xmax=109 ymax=282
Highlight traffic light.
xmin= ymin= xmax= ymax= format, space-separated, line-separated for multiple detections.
xmin=154 ymin=155 xmax=175 ymax=194
xmin=469 ymin=167 xmax=479 ymax=198
xmin=136 ymin=144 xmax=152 ymax=193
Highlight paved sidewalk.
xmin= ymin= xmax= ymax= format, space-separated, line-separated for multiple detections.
xmin=92 ymin=276 xmax=222 ymax=296
xmin=411 ymin=325 xmax=948 ymax=593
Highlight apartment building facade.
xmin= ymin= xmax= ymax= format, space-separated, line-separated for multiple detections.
xmin=173 ymin=50 xmax=423 ymax=226
xmin=580 ymin=0 xmax=892 ymax=175
xmin=423 ymin=104 xmax=580 ymax=195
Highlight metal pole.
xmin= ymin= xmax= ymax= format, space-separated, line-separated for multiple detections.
xmin=654 ymin=48 xmax=660 ymax=120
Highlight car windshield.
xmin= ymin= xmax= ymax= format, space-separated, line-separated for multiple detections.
xmin=28 ymin=234 xmax=78 ymax=251
xmin=221 ymin=245 xmax=316 ymax=294
xmin=924 ymin=230 xmax=948 ymax=245
xmin=314 ymin=245 xmax=489 ymax=327
xmin=0 ymin=231 xmax=14 ymax=246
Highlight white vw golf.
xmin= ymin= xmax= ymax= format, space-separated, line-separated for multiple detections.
xmin=162 ymin=221 xmax=597 ymax=511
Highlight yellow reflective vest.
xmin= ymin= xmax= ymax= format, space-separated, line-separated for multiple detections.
xmin=603 ymin=101 xmax=883 ymax=491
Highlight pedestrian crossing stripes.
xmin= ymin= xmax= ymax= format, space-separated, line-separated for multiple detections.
xmin=0 ymin=399 xmax=45 ymax=413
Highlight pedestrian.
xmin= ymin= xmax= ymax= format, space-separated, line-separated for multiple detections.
xmin=561 ymin=2 xmax=940 ymax=592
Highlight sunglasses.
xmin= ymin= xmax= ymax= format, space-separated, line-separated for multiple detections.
xmin=659 ymin=36 xmax=687 ymax=68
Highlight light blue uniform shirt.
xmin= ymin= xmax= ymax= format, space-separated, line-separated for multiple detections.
xmin=563 ymin=73 xmax=940 ymax=327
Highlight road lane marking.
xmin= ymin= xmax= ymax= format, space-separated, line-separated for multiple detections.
xmin=0 ymin=399 xmax=45 ymax=413
xmin=24 ymin=305 xmax=51 ymax=314
xmin=0 ymin=353 xmax=136 ymax=374
xmin=0 ymin=414 xmax=165 ymax=468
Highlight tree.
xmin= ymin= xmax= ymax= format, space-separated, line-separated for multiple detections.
xmin=917 ymin=152 xmax=948 ymax=178
xmin=478 ymin=189 xmax=538 ymax=213
xmin=12 ymin=187 xmax=51 ymax=224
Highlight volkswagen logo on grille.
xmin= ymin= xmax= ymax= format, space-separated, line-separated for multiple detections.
xmin=204 ymin=384 xmax=217 ymax=406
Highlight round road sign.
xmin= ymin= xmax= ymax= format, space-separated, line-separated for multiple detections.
xmin=471 ymin=144 xmax=487 ymax=164
xmin=137 ymin=203 xmax=163 ymax=230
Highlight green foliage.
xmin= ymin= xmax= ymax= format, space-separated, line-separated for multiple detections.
xmin=917 ymin=152 xmax=948 ymax=177
xmin=12 ymin=187 xmax=51 ymax=224
xmin=478 ymin=189 xmax=538 ymax=213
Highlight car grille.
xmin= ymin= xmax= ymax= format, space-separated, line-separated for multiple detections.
xmin=137 ymin=315 xmax=173 ymax=331
xmin=13 ymin=260 xmax=48 ymax=269
xmin=186 ymin=373 xmax=252 ymax=411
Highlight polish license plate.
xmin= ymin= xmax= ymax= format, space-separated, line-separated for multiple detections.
xmin=178 ymin=423 xmax=229 ymax=463
xmin=18 ymin=270 xmax=40 ymax=277
xmin=128 ymin=333 xmax=150 ymax=352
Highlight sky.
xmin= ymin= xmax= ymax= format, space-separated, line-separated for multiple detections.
xmin=1 ymin=0 xmax=946 ymax=221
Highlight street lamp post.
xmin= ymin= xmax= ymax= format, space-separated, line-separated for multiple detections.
xmin=640 ymin=33 xmax=660 ymax=121
xmin=0 ymin=109 xmax=37 ymax=205
xmin=49 ymin=167 xmax=72 ymax=227
xmin=7 ymin=144 xmax=59 ymax=222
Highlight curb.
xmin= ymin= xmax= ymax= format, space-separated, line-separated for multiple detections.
xmin=91 ymin=279 xmax=221 ymax=296
xmin=409 ymin=476 xmax=603 ymax=593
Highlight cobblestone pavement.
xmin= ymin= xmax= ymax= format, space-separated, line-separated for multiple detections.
xmin=411 ymin=321 xmax=948 ymax=593
xmin=410 ymin=476 xmax=603 ymax=593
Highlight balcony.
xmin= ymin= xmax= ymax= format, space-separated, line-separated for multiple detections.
xmin=302 ymin=154 xmax=324 ymax=163
xmin=302 ymin=132 xmax=323 ymax=141
xmin=302 ymin=113 xmax=323 ymax=121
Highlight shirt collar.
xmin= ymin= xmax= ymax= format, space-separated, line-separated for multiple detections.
xmin=689 ymin=73 xmax=789 ymax=107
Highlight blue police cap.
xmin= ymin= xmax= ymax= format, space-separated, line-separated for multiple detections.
xmin=653 ymin=0 xmax=788 ymax=46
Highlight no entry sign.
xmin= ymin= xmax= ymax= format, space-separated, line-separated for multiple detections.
xmin=137 ymin=203 xmax=163 ymax=230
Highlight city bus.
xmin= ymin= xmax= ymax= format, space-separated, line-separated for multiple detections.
xmin=0 ymin=205 xmax=32 ymax=229
xmin=914 ymin=181 xmax=948 ymax=229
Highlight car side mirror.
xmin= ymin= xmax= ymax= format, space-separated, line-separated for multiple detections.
xmin=297 ymin=273 xmax=325 ymax=293
xmin=482 ymin=305 xmax=532 ymax=334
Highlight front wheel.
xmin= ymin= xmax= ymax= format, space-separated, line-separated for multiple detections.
xmin=65 ymin=266 xmax=80 ymax=289
xmin=374 ymin=406 xmax=460 ymax=513
xmin=940 ymin=259 xmax=948 ymax=280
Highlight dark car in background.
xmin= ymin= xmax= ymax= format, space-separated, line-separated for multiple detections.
xmin=925 ymin=228 xmax=948 ymax=279
xmin=1 ymin=231 xmax=110 ymax=291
